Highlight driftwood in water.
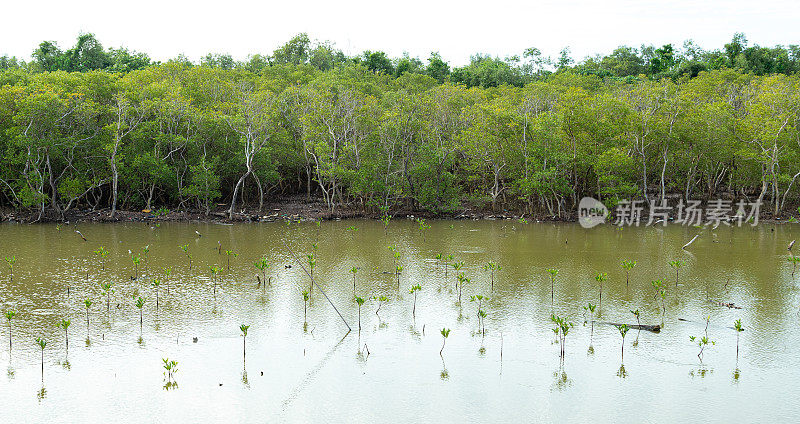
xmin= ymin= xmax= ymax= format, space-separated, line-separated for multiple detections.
xmin=709 ymin=300 xmax=742 ymax=309
xmin=682 ymin=234 xmax=700 ymax=250
xmin=596 ymin=321 xmax=661 ymax=333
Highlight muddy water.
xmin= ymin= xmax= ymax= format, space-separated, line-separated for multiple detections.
xmin=0 ymin=220 xmax=798 ymax=422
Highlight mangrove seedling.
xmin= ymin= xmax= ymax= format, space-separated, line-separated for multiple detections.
xmin=470 ymin=294 xmax=485 ymax=320
xmin=163 ymin=267 xmax=172 ymax=294
xmin=4 ymin=255 xmax=16 ymax=281
xmin=131 ymin=254 xmax=141 ymax=280
xmin=484 ymin=261 xmax=501 ymax=291
xmin=83 ymin=299 xmax=92 ymax=333
xmin=451 ymin=261 xmax=464 ymax=287
xmin=162 ymin=358 xmax=178 ymax=382
xmin=374 ymin=295 xmax=388 ymax=316
xmin=350 ymin=266 xmax=358 ymax=294
xmin=135 ymin=297 xmax=145 ymax=332
xmin=179 ymin=244 xmax=192 ymax=270
xmin=788 ymin=256 xmax=800 ymax=277
xmin=59 ymin=319 xmax=71 ymax=351
xmin=151 ymin=279 xmax=161 ymax=310
xmin=35 ymin=337 xmax=46 ymax=376
xmin=94 ymin=247 xmax=109 ymax=271
xmin=100 ymin=282 xmax=114 ymax=311
xmin=550 ymin=314 xmax=573 ymax=358
xmin=306 ymin=253 xmax=316 ymax=279
xmin=254 ymin=258 xmax=270 ymax=285
xmin=595 ymin=273 xmax=607 ymax=308
xmin=651 ymin=280 xmax=667 ymax=321
xmin=630 ymin=309 xmax=640 ymax=326
xmin=618 ymin=324 xmax=630 ymax=361
xmin=5 ymin=310 xmax=16 ymax=352
xmin=225 ymin=250 xmax=238 ymax=270
xmin=435 ymin=253 xmax=443 ymax=271
xmin=444 ymin=254 xmax=454 ymax=278
xmin=621 ymin=260 xmax=637 ymax=287
xmin=440 ymin=328 xmax=451 ymax=356
xmin=547 ymin=269 xmax=559 ymax=306
xmin=240 ymin=324 xmax=249 ymax=361
xmin=354 ymin=295 xmax=366 ymax=331
xmin=734 ymin=319 xmax=744 ymax=360
xmin=409 ymin=284 xmax=422 ymax=318
xmin=478 ymin=309 xmax=487 ymax=335
xmin=302 ymin=290 xmax=310 ymax=322
xmin=380 ymin=209 xmax=392 ymax=233
xmin=689 ymin=316 xmax=714 ymax=361
xmin=456 ymin=273 xmax=469 ymax=304
xmin=209 ymin=266 xmax=223 ymax=297
xmin=583 ymin=302 xmax=597 ymax=339
xmin=669 ymin=260 xmax=684 ymax=286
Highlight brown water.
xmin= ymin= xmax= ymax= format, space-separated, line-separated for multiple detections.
xmin=0 ymin=220 xmax=798 ymax=422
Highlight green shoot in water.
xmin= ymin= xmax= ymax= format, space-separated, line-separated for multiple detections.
xmin=787 ymin=256 xmax=800 ymax=277
xmin=444 ymin=254 xmax=454 ymax=278
xmin=225 ymin=250 xmax=238 ymax=270
xmin=163 ymin=267 xmax=172 ymax=294
xmin=350 ymin=266 xmax=358 ymax=295
xmin=621 ymin=260 xmax=637 ymax=287
xmin=83 ymin=299 xmax=92 ymax=333
xmin=35 ymin=337 xmax=46 ymax=376
xmin=5 ymin=310 xmax=16 ymax=352
xmin=151 ymin=279 xmax=161 ymax=310
xmin=354 ymin=296 xmax=365 ymax=330
xmin=373 ymin=295 xmax=389 ymax=316
xmin=409 ymin=284 xmax=422 ymax=318
xmin=618 ymin=324 xmax=630 ymax=361
xmin=689 ymin=316 xmax=714 ymax=361
xmin=135 ymin=297 xmax=145 ymax=332
xmin=254 ymin=258 xmax=270 ymax=288
xmin=4 ymin=255 xmax=16 ymax=281
xmin=131 ymin=254 xmax=141 ymax=280
xmin=93 ymin=247 xmax=109 ymax=271
xmin=550 ymin=314 xmax=573 ymax=359
xmin=669 ymin=260 xmax=684 ymax=286
xmin=630 ymin=309 xmax=640 ymax=326
xmin=595 ymin=273 xmax=607 ymax=308
xmin=456 ymin=272 xmax=469 ymax=304
xmin=380 ymin=210 xmax=392 ymax=234
xmin=59 ymin=318 xmax=71 ymax=351
xmin=547 ymin=268 xmax=559 ymax=306
xmin=162 ymin=357 xmax=178 ymax=382
xmin=240 ymin=324 xmax=249 ymax=361
xmin=483 ymin=261 xmax=501 ymax=291
xmin=734 ymin=319 xmax=744 ymax=360
xmin=100 ymin=282 xmax=114 ymax=311
xmin=651 ymin=279 xmax=667 ymax=322
xmin=302 ymin=290 xmax=310 ymax=322
xmin=179 ymin=244 xmax=191 ymax=270
xmin=209 ymin=266 xmax=223 ymax=298
xmin=440 ymin=328 xmax=451 ymax=356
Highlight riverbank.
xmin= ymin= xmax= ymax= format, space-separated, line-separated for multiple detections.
xmin=0 ymin=195 xmax=540 ymax=224
xmin=2 ymin=195 xmax=798 ymax=225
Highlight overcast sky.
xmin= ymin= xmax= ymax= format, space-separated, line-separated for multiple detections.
xmin=2 ymin=0 xmax=798 ymax=66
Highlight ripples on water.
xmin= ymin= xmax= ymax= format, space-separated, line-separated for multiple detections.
xmin=0 ymin=220 xmax=798 ymax=422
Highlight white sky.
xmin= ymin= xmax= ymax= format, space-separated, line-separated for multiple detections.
xmin=1 ymin=0 xmax=798 ymax=66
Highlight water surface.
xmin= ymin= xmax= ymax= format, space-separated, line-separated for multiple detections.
xmin=0 ymin=220 xmax=798 ymax=422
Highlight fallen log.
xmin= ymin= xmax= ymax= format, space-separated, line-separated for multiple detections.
xmin=595 ymin=321 xmax=661 ymax=333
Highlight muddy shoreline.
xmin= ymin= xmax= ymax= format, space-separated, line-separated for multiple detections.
xmin=0 ymin=196 xmax=549 ymax=224
xmin=1 ymin=195 xmax=796 ymax=225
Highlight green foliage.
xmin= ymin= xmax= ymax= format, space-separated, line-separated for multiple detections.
xmin=2 ymin=33 xmax=800 ymax=218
